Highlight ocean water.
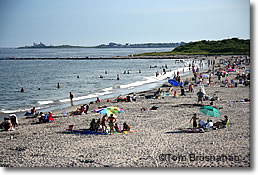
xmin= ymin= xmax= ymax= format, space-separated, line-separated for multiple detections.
xmin=0 ymin=47 xmax=203 ymax=117
xmin=0 ymin=47 xmax=175 ymax=58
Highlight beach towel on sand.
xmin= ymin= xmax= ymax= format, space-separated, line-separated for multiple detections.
xmin=68 ymin=129 xmax=136 ymax=135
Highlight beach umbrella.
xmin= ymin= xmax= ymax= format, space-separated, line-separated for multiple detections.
xmin=168 ymin=79 xmax=179 ymax=86
xmin=222 ymin=63 xmax=228 ymax=65
xmin=228 ymin=68 xmax=236 ymax=72
xmin=201 ymin=74 xmax=209 ymax=78
xmin=94 ymin=106 xmax=125 ymax=116
xmin=200 ymin=106 xmax=220 ymax=118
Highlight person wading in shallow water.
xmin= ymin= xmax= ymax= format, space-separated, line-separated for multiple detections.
xmin=69 ymin=92 xmax=74 ymax=106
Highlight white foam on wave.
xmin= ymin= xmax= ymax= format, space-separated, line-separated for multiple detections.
xmin=1 ymin=107 xmax=42 ymax=114
xmin=59 ymin=90 xmax=112 ymax=103
xmin=119 ymin=65 xmax=192 ymax=90
xmin=1 ymin=109 xmax=20 ymax=114
xmin=58 ymin=65 xmax=193 ymax=104
xmin=38 ymin=100 xmax=54 ymax=105
xmin=102 ymin=87 xmax=113 ymax=91
xmin=59 ymin=98 xmax=71 ymax=103
xmin=120 ymin=73 xmax=168 ymax=89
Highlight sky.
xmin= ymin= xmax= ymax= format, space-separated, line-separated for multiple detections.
xmin=0 ymin=0 xmax=250 ymax=47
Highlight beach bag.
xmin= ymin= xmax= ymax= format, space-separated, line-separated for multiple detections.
xmin=150 ymin=106 xmax=159 ymax=110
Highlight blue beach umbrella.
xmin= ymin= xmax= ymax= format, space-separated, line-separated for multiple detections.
xmin=168 ymin=79 xmax=179 ymax=86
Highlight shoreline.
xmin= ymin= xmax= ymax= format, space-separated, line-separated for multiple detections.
xmin=52 ymin=63 xmax=210 ymax=117
xmin=0 ymin=56 xmax=210 ymax=119
xmin=0 ymin=55 xmax=246 ymax=60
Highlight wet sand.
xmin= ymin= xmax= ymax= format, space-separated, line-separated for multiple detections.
xmin=0 ymin=56 xmax=250 ymax=167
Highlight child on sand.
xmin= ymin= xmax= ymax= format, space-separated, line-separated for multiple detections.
xmin=115 ymin=123 xmax=121 ymax=132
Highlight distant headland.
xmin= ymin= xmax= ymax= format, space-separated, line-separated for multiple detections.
xmin=18 ymin=42 xmax=90 ymax=49
xmin=135 ymin=38 xmax=250 ymax=56
xmin=17 ymin=42 xmax=186 ymax=49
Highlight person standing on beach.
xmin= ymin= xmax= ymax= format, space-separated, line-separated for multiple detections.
xmin=69 ymin=92 xmax=74 ymax=106
xmin=189 ymin=83 xmax=194 ymax=98
xmin=108 ymin=114 xmax=116 ymax=135
xmin=101 ymin=114 xmax=107 ymax=133
xmin=190 ymin=114 xmax=199 ymax=129
xmin=197 ymin=89 xmax=204 ymax=104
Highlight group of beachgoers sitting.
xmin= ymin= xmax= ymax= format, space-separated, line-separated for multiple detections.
xmin=71 ymin=104 xmax=90 ymax=115
xmin=24 ymin=107 xmax=55 ymax=124
xmin=188 ymin=114 xmax=229 ymax=133
xmin=38 ymin=112 xmax=54 ymax=123
xmin=89 ymin=114 xmax=131 ymax=135
xmin=106 ymin=94 xmax=136 ymax=103
xmin=216 ymin=58 xmax=250 ymax=88
xmin=0 ymin=114 xmax=18 ymax=131
xmin=24 ymin=107 xmax=38 ymax=117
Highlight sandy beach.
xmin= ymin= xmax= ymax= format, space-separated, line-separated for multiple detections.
xmin=0 ymin=56 xmax=250 ymax=167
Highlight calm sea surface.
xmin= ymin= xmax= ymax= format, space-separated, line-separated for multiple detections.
xmin=0 ymin=47 xmax=203 ymax=117
xmin=0 ymin=47 xmax=175 ymax=58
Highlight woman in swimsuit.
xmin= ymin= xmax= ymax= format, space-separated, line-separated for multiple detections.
xmin=190 ymin=114 xmax=199 ymax=129
xmin=108 ymin=114 xmax=116 ymax=135
xmin=101 ymin=114 xmax=107 ymax=133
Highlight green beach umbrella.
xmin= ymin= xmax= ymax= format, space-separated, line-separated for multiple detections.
xmin=200 ymin=106 xmax=220 ymax=118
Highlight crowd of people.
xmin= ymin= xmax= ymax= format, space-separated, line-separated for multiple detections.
xmin=89 ymin=114 xmax=131 ymax=135
xmin=1 ymin=56 xmax=249 ymax=136
xmin=190 ymin=114 xmax=229 ymax=132
xmin=0 ymin=114 xmax=18 ymax=131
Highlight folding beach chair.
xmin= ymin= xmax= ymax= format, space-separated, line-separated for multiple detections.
xmin=62 ymin=108 xmax=69 ymax=117
xmin=66 ymin=125 xmax=74 ymax=132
